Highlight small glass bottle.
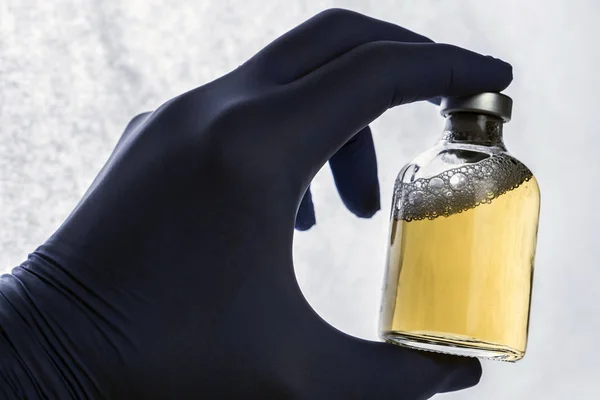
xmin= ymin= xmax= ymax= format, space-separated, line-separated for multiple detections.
xmin=379 ymin=93 xmax=540 ymax=362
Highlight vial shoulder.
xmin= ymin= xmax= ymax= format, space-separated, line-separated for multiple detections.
xmin=398 ymin=144 xmax=529 ymax=183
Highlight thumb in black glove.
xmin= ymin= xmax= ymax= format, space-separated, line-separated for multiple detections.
xmin=0 ymin=8 xmax=512 ymax=399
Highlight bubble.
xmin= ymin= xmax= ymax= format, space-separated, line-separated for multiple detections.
xmin=449 ymin=173 xmax=468 ymax=190
xmin=408 ymin=190 xmax=424 ymax=205
xmin=428 ymin=177 xmax=445 ymax=193
xmin=444 ymin=190 xmax=453 ymax=198
xmin=486 ymin=191 xmax=494 ymax=199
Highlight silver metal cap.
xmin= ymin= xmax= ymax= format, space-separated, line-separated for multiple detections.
xmin=440 ymin=92 xmax=513 ymax=122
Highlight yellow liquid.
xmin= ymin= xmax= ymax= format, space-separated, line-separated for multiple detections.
xmin=379 ymin=178 xmax=540 ymax=361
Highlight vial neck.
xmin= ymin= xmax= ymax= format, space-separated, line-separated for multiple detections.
xmin=440 ymin=113 xmax=505 ymax=149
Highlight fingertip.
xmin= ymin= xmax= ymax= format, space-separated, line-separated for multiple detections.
xmin=488 ymin=55 xmax=513 ymax=89
xmin=295 ymin=187 xmax=316 ymax=231
xmin=448 ymin=45 xmax=514 ymax=95
xmin=412 ymin=43 xmax=514 ymax=100
xmin=349 ymin=195 xmax=380 ymax=219
xmin=324 ymin=335 xmax=482 ymax=398
xmin=441 ymin=357 xmax=482 ymax=392
xmin=295 ymin=219 xmax=315 ymax=231
xmin=329 ymin=127 xmax=381 ymax=219
xmin=428 ymin=56 xmax=511 ymax=109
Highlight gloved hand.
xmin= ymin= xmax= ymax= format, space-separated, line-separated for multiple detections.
xmin=0 ymin=9 xmax=512 ymax=399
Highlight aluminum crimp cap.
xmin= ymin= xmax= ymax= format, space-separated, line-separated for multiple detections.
xmin=440 ymin=92 xmax=513 ymax=122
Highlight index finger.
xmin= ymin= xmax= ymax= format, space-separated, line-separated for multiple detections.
xmin=277 ymin=41 xmax=512 ymax=173
xmin=249 ymin=8 xmax=433 ymax=84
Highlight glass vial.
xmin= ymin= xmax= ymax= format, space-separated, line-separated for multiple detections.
xmin=379 ymin=93 xmax=540 ymax=362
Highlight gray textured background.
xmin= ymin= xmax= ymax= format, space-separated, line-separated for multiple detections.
xmin=1 ymin=0 xmax=598 ymax=398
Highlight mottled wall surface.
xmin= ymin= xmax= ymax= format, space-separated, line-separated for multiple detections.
xmin=1 ymin=1 xmax=599 ymax=398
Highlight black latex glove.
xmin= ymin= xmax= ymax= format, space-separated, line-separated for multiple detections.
xmin=0 ymin=9 xmax=512 ymax=399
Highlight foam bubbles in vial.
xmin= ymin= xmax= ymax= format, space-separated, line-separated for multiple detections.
xmin=396 ymin=154 xmax=534 ymax=221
